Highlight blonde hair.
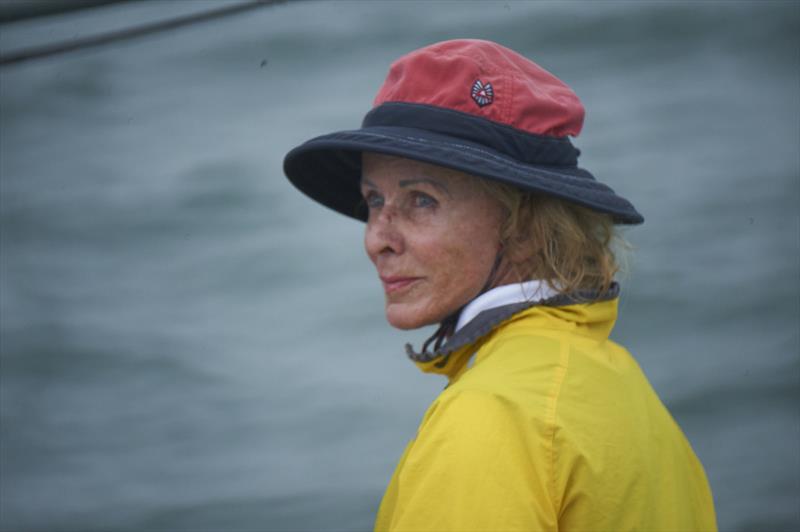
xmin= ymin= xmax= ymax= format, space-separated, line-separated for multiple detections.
xmin=478 ymin=180 xmax=626 ymax=297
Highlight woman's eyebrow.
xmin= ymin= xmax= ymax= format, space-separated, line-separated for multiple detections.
xmin=399 ymin=178 xmax=452 ymax=198
xmin=360 ymin=177 xmax=378 ymax=188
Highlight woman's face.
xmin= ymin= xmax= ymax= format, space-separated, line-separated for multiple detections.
xmin=361 ymin=153 xmax=505 ymax=330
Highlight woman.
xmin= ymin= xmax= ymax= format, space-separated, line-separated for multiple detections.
xmin=284 ymin=40 xmax=716 ymax=531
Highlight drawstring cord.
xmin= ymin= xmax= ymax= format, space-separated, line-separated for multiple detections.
xmin=405 ymin=250 xmax=505 ymax=360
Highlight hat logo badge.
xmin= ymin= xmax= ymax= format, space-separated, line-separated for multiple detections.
xmin=471 ymin=79 xmax=494 ymax=107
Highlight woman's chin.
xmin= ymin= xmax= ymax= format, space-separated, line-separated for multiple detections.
xmin=385 ymin=303 xmax=440 ymax=330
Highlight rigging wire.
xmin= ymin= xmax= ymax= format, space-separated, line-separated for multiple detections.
xmin=0 ymin=0 xmax=289 ymax=67
xmin=0 ymin=0 xmax=130 ymax=24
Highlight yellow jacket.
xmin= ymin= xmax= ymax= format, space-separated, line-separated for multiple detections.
xmin=375 ymin=298 xmax=717 ymax=531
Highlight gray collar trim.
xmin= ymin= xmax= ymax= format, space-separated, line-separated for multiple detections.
xmin=408 ymin=283 xmax=620 ymax=363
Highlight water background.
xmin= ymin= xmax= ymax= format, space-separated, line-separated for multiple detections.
xmin=1 ymin=1 xmax=798 ymax=530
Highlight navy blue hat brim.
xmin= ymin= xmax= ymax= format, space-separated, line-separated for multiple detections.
xmin=283 ymin=125 xmax=644 ymax=225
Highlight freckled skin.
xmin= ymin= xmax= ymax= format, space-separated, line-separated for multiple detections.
xmin=361 ymin=153 xmax=506 ymax=330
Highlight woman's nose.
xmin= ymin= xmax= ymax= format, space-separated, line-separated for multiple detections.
xmin=364 ymin=208 xmax=405 ymax=260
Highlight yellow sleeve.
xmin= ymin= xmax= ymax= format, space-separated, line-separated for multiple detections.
xmin=375 ymin=389 xmax=557 ymax=532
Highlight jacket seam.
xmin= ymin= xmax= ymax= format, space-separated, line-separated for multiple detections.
xmin=548 ymin=339 xmax=570 ymax=517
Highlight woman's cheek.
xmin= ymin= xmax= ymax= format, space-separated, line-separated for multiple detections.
xmin=406 ymin=206 xmax=440 ymax=226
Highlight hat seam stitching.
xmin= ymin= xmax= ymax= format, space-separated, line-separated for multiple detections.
xmin=503 ymin=69 xmax=515 ymax=126
xmin=373 ymin=101 xmax=574 ymax=145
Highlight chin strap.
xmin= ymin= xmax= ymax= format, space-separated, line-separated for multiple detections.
xmin=405 ymin=251 xmax=505 ymax=360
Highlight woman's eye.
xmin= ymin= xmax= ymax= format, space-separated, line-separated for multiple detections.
xmin=412 ymin=192 xmax=437 ymax=208
xmin=364 ymin=192 xmax=384 ymax=209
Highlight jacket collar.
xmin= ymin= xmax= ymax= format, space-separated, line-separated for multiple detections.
xmin=455 ymin=280 xmax=559 ymax=332
xmin=410 ymin=283 xmax=621 ymax=378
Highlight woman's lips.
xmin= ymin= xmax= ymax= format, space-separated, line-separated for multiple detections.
xmin=380 ymin=276 xmax=422 ymax=294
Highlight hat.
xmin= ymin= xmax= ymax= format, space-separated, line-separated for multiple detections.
xmin=283 ymin=39 xmax=643 ymax=225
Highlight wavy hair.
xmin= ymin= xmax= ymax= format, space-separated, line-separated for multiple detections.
xmin=477 ymin=180 xmax=626 ymax=297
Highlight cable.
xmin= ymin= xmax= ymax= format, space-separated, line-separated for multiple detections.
xmin=0 ymin=0 xmax=289 ymax=67
xmin=0 ymin=1 xmax=130 ymax=24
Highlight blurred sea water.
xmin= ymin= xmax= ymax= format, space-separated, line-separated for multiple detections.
xmin=0 ymin=1 xmax=798 ymax=530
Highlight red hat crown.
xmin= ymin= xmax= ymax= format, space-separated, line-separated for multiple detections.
xmin=373 ymin=39 xmax=584 ymax=138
